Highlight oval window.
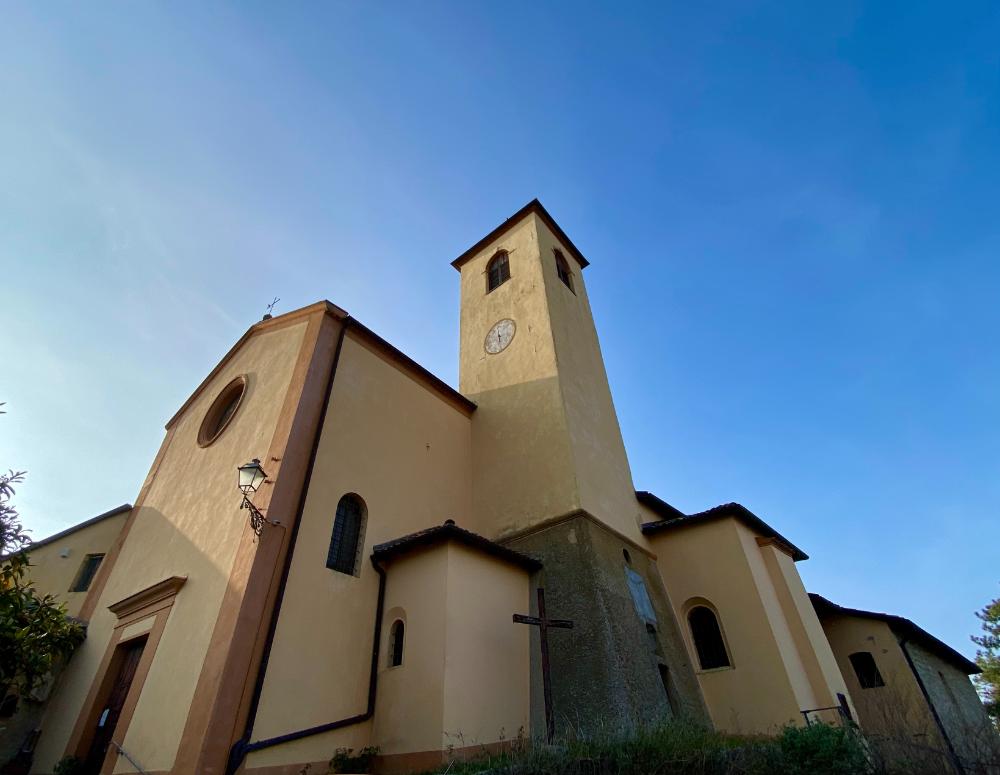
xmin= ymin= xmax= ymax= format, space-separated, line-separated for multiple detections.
xmin=197 ymin=376 xmax=247 ymax=447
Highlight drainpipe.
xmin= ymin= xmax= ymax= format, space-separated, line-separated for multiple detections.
xmin=225 ymin=321 xmax=388 ymax=775
xmin=227 ymin=557 xmax=387 ymax=773
xmin=898 ymin=636 xmax=965 ymax=775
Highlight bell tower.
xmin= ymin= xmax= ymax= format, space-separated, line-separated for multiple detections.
xmin=454 ymin=199 xmax=642 ymax=541
xmin=453 ymin=200 xmax=710 ymax=738
xmin=453 ymin=201 xmax=709 ymax=736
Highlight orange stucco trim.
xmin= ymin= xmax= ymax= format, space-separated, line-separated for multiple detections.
xmin=165 ymin=301 xmax=347 ymax=430
xmin=172 ymin=308 xmax=342 ymax=775
xmin=754 ymin=535 xmax=799 ymax=560
xmin=65 ymin=577 xmax=184 ymax=772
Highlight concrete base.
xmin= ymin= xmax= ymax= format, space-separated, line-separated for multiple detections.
xmin=504 ymin=514 xmax=709 ymax=739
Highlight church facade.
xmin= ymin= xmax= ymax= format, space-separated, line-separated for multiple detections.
xmin=8 ymin=201 xmax=996 ymax=775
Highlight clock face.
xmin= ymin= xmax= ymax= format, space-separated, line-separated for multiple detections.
xmin=484 ymin=318 xmax=516 ymax=354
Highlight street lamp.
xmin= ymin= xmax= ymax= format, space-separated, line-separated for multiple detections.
xmin=237 ymin=458 xmax=279 ymax=535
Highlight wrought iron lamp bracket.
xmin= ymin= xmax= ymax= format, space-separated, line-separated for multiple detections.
xmin=240 ymin=494 xmax=280 ymax=537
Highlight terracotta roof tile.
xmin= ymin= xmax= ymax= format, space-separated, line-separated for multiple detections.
xmin=638 ymin=491 xmax=808 ymax=561
xmin=372 ymin=520 xmax=542 ymax=572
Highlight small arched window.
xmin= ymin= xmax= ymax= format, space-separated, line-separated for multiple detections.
xmin=326 ymin=494 xmax=366 ymax=576
xmin=486 ymin=251 xmax=511 ymax=292
xmin=388 ymin=619 xmax=405 ymax=667
xmin=688 ymin=606 xmax=731 ymax=670
xmin=554 ymin=249 xmax=573 ymax=291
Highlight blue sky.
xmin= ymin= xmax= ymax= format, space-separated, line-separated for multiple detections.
xmin=2 ymin=2 xmax=998 ymax=659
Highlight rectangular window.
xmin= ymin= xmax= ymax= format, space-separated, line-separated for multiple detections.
xmin=837 ymin=692 xmax=853 ymax=722
xmin=625 ymin=567 xmax=657 ymax=624
xmin=848 ymin=651 xmax=885 ymax=689
xmin=69 ymin=553 xmax=105 ymax=592
xmin=657 ymin=664 xmax=677 ymax=715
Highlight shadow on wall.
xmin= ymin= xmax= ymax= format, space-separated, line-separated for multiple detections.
xmin=853 ymin=668 xmax=1000 ymax=774
xmin=15 ymin=504 xmax=234 ymax=775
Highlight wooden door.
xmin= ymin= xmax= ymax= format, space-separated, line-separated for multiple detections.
xmin=82 ymin=638 xmax=146 ymax=774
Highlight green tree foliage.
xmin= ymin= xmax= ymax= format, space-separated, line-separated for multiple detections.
xmin=0 ymin=414 xmax=85 ymax=695
xmin=972 ymin=589 xmax=1000 ymax=724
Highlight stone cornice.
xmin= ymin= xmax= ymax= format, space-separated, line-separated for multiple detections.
xmin=108 ymin=576 xmax=187 ymax=620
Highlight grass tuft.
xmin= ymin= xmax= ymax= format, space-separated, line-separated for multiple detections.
xmin=423 ymin=719 xmax=874 ymax=775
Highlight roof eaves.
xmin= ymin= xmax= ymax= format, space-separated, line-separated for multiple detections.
xmin=373 ymin=521 xmax=542 ymax=572
xmin=640 ymin=497 xmax=808 ymax=561
xmin=344 ymin=319 xmax=477 ymax=415
xmin=166 ymin=300 xmax=475 ymax=430
xmin=451 ymin=199 xmax=590 ymax=271
xmin=26 ymin=504 xmax=132 ymax=552
xmin=809 ymin=594 xmax=980 ymax=675
xmin=636 ymin=490 xmax=686 ymax=521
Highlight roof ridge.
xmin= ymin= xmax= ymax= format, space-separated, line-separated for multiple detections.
xmin=372 ymin=519 xmax=542 ymax=572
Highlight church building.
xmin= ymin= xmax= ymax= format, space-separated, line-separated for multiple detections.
xmin=6 ymin=201 xmax=996 ymax=775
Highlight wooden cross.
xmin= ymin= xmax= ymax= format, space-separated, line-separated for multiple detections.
xmin=513 ymin=587 xmax=573 ymax=743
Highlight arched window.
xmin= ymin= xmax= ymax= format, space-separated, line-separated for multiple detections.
xmin=326 ymin=494 xmax=366 ymax=576
xmin=848 ymin=651 xmax=885 ymax=689
xmin=388 ymin=619 xmax=405 ymax=667
xmin=554 ymin=249 xmax=573 ymax=291
xmin=688 ymin=606 xmax=731 ymax=670
xmin=486 ymin=251 xmax=510 ymax=292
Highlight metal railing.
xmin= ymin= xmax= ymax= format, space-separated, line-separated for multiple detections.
xmin=800 ymin=705 xmax=851 ymax=727
xmin=110 ymin=739 xmax=148 ymax=774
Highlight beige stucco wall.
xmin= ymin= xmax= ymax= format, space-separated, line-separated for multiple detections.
xmin=32 ymin=320 xmax=310 ymax=774
xmin=371 ymin=543 xmax=531 ymax=758
xmin=458 ymin=215 xmax=578 ymax=538
xmin=737 ymin=527 xmax=854 ymax=725
xmin=648 ymin=515 xmax=851 ymax=734
xmin=373 ymin=547 xmax=448 ymax=756
xmin=533 ymin=218 xmax=645 ymax=543
xmin=246 ymin=331 xmax=474 ymax=769
xmin=820 ymin=616 xmax=932 ymax=738
xmin=648 ymin=517 xmax=800 ymax=733
xmin=818 ymin=614 xmax=1000 ymax=770
xmin=458 ymin=213 xmax=644 ymax=544
xmin=904 ymin=638 xmax=1000 ymax=769
xmin=25 ymin=510 xmax=129 ymax=618
xmin=760 ymin=545 xmax=853 ymax=722
xmin=441 ymin=544 xmax=531 ymax=748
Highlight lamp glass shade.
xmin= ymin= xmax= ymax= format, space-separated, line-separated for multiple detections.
xmin=238 ymin=458 xmax=267 ymax=494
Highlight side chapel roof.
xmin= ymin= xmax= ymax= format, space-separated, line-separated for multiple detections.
xmin=809 ymin=593 xmax=981 ymax=675
xmin=25 ymin=503 xmax=133 ymax=552
xmin=372 ymin=519 xmax=542 ymax=572
xmin=637 ymin=491 xmax=809 ymax=561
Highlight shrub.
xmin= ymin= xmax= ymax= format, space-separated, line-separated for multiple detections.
xmin=421 ymin=719 xmax=873 ymax=775
xmin=329 ymin=745 xmax=379 ymax=773
xmin=53 ymin=757 xmax=84 ymax=775
xmin=769 ymin=723 xmax=870 ymax=775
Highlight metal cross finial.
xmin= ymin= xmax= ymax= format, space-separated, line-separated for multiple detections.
xmin=263 ymin=297 xmax=280 ymax=321
xmin=513 ymin=588 xmax=573 ymax=743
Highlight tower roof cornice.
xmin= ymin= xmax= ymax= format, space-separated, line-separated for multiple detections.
xmin=451 ymin=198 xmax=590 ymax=271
